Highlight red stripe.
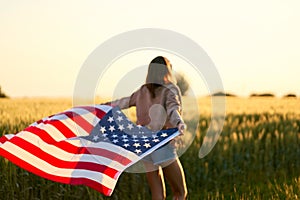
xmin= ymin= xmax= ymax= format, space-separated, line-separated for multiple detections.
xmin=6 ymin=137 xmax=119 ymax=179
xmin=63 ymin=111 xmax=94 ymax=134
xmin=44 ymin=108 xmax=102 ymax=136
xmin=22 ymin=106 xmax=106 ymax=138
xmin=25 ymin=120 xmax=76 ymax=140
xmin=34 ymin=109 xmax=99 ymax=139
xmin=0 ymin=135 xmax=11 ymax=144
xmin=36 ymin=119 xmax=44 ymax=124
xmin=0 ymin=148 xmax=113 ymax=196
xmin=86 ymin=147 xmax=132 ymax=166
xmin=24 ymin=126 xmax=61 ymax=144
xmin=63 ymin=106 xmax=108 ymax=134
xmin=69 ymin=177 xmax=113 ymax=196
xmin=58 ymin=143 xmax=133 ymax=166
xmin=75 ymin=106 xmax=107 ymax=119
xmin=9 ymin=127 xmax=133 ymax=166
xmin=43 ymin=119 xmax=78 ymax=138
xmin=35 ymin=114 xmax=54 ymax=125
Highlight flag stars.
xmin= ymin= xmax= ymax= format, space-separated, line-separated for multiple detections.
xmin=152 ymin=138 xmax=160 ymax=143
xmin=143 ymin=143 xmax=151 ymax=148
xmin=161 ymin=133 xmax=168 ymax=137
xmin=112 ymin=139 xmax=119 ymax=143
xmin=133 ymin=143 xmax=141 ymax=148
xmin=117 ymin=116 xmax=123 ymax=122
xmin=135 ymin=149 xmax=142 ymax=154
xmin=107 ymin=116 xmax=114 ymax=123
xmin=86 ymin=107 xmax=180 ymax=155
xmin=109 ymin=125 xmax=115 ymax=132
xmin=118 ymin=124 xmax=125 ymax=131
xmin=122 ymin=138 xmax=129 ymax=142
xmin=142 ymin=135 xmax=149 ymax=142
xmin=92 ymin=135 xmax=99 ymax=141
xmin=99 ymin=126 xmax=106 ymax=134
xmin=127 ymin=123 xmax=134 ymax=130
xmin=132 ymin=135 xmax=138 ymax=139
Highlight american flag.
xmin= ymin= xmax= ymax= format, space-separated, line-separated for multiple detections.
xmin=0 ymin=105 xmax=179 ymax=196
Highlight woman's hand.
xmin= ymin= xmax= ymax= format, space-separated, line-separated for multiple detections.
xmin=177 ymin=123 xmax=186 ymax=135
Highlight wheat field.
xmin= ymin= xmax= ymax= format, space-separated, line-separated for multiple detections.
xmin=0 ymin=97 xmax=299 ymax=199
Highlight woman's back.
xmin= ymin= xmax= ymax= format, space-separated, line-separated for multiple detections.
xmin=132 ymin=83 xmax=182 ymax=131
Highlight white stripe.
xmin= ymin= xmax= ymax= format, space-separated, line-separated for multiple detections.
xmin=40 ymin=114 xmax=90 ymax=137
xmin=4 ymin=134 xmax=15 ymax=140
xmin=66 ymin=107 xmax=101 ymax=126
xmin=33 ymin=122 xmax=69 ymax=141
xmin=49 ymin=107 xmax=108 ymax=136
xmin=70 ymin=105 xmax=112 ymax=127
xmin=30 ymin=116 xmax=48 ymax=126
xmin=94 ymin=105 xmax=112 ymax=113
xmin=17 ymin=131 xmax=129 ymax=170
xmin=83 ymin=141 xmax=140 ymax=162
xmin=1 ymin=141 xmax=117 ymax=189
xmin=65 ymin=139 xmax=141 ymax=166
xmin=41 ymin=109 xmax=97 ymax=137
xmin=30 ymin=105 xmax=110 ymax=139
xmin=59 ymin=114 xmax=90 ymax=136
xmin=63 ymin=105 xmax=111 ymax=126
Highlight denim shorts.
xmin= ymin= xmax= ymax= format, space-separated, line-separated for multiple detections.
xmin=143 ymin=141 xmax=177 ymax=166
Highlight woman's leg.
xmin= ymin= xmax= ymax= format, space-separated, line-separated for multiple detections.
xmin=162 ymin=158 xmax=187 ymax=200
xmin=146 ymin=167 xmax=166 ymax=200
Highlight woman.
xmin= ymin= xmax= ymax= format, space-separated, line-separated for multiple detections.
xmin=106 ymin=56 xmax=187 ymax=200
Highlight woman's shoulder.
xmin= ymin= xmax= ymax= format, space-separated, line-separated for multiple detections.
xmin=133 ymin=84 xmax=151 ymax=96
xmin=165 ymin=83 xmax=181 ymax=95
xmin=136 ymin=83 xmax=181 ymax=97
xmin=138 ymin=84 xmax=150 ymax=92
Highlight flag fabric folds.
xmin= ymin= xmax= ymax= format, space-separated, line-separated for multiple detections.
xmin=0 ymin=105 xmax=179 ymax=196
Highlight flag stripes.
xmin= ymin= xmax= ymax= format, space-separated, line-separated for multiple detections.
xmin=0 ymin=105 xmax=179 ymax=196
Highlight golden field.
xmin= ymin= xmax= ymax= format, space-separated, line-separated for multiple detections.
xmin=0 ymin=97 xmax=299 ymax=199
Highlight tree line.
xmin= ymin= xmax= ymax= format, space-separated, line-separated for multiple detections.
xmin=0 ymin=86 xmax=8 ymax=98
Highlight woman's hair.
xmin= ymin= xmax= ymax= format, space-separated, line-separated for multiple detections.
xmin=145 ymin=56 xmax=175 ymax=98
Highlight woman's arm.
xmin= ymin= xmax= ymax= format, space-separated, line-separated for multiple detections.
xmin=109 ymin=97 xmax=132 ymax=109
xmin=103 ymin=91 xmax=137 ymax=109
xmin=165 ymin=85 xmax=186 ymax=134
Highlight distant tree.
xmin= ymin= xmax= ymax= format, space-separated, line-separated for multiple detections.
xmin=0 ymin=86 xmax=8 ymax=98
xmin=260 ymin=93 xmax=275 ymax=97
xmin=250 ymin=93 xmax=275 ymax=97
xmin=283 ymin=93 xmax=297 ymax=98
xmin=175 ymin=73 xmax=190 ymax=96
xmin=250 ymin=93 xmax=258 ymax=97
xmin=212 ymin=92 xmax=237 ymax=97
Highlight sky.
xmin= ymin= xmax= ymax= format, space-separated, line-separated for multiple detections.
xmin=0 ymin=0 xmax=300 ymax=98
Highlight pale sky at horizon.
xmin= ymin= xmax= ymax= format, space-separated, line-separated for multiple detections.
xmin=0 ymin=0 xmax=300 ymax=98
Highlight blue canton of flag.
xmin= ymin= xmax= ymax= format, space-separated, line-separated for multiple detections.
xmin=82 ymin=106 xmax=179 ymax=157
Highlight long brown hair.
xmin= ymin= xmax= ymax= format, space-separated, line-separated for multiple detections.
xmin=145 ymin=56 xmax=174 ymax=98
